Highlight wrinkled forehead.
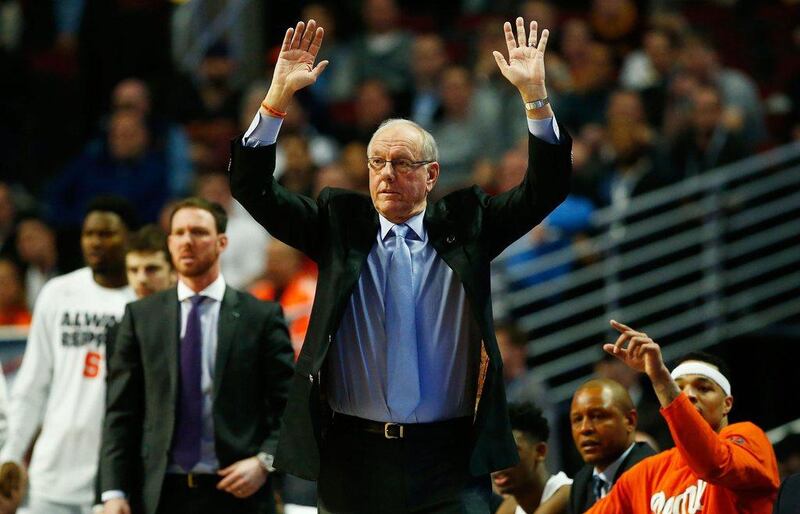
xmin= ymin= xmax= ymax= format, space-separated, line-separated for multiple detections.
xmin=368 ymin=123 xmax=423 ymax=156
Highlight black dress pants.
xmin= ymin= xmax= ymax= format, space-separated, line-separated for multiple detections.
xmin=155 ymin=473 xmax=276 ymax=514
xmin=317 ymin=416 xmax=491 ymax=514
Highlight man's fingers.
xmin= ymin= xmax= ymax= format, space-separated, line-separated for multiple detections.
xmin=311 ymin=60 xmax=329 ymax=80
xmin=217 ymin=471 xmax=238 ymax=489
xmin=503 ymin=22 xmax=516 ymax=55
xmin=493 ymin=51 xmax=509 ymax=72
xmin=308 ymin=27 xmax=325 ymax=58
xmin=528 ymin=21 xmax=538 ymax=47
xmin=290 ymin=21 xmax=304 ymax=49
xmin=515 ymin=17 xmax=526 ymax=48
xmin=301 ymin=19 xmax=317 ymax=51
xmin=281 ymin=28 xmax=294 ymax=51
xmin=538 ymin=29 xmax=550 ymax=54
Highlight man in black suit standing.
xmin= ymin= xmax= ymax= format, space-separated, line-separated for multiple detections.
xmin=99 ymin=198 xmax=294 ymax=514
xmin=567 ymin=379 xmax=656 ymax=514
xmin=229 ymin=16 xmax=572 ymax=514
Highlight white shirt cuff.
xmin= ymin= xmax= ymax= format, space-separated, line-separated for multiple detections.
xmin=527 ymin=116 xmax=560 ymax=144
xmin=101 ymin=490 xmax=126 ymax=502
xmin=243 ymin=112 xmax=284 ymax=147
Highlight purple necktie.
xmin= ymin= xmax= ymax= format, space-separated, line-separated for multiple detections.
xmin=171 ymin=295 xmax=205 ymax=471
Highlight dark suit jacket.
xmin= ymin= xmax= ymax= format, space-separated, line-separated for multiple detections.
xmin=774 ymin=472 xmax=800 ymax=514
xmin=99 ymin=286 xmax=294 ymax=514
xmin=568 ymin=441 xmax=657 ymax=514
xmin=229 ymin=128 xmax=572 ymax=480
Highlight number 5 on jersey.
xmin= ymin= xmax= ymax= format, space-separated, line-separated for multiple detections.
xmin=83 ymin=351 xmax=101 ymax=378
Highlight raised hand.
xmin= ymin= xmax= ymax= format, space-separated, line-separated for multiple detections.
xmin=603 ymin=320 xmax=667 ymax=378
xmin=265 ymin=20 xmax=329 ymax=111
xmin=493 ymin=18 xmax=549 ymax=102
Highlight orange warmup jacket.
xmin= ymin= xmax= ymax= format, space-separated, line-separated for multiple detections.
xmin=586 ymin=392 xmax=779 ymax=514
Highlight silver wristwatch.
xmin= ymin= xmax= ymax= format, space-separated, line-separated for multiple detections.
xmin=256 ymin=451 xmax=275 ymax=472
xmin=524 ymin=97 xmax=550 ymax=110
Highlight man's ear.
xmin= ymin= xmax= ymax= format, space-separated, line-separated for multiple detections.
xmin=534 ymin=441 xmax=548 ymax=462
xmin=625 ymin=409 xmax=639 ymax=433
xmin=217 ymin=233 xmax=229 ymax=252
xmin=426 ymin=162 xmax=440 ymax=192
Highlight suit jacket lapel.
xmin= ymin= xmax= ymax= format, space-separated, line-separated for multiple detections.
xmin=214 ymin=287 xmax=241 ymax=399
xmin=165 ymin=290 xmax=180 ymax=404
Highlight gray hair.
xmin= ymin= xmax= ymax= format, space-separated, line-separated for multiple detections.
xmin=368 ymin=118 xmax=439 ymax=162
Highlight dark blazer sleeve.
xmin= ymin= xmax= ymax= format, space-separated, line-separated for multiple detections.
xmin=229 ymin=139 xmax=323 ymax=262
xmin=481 ymin=126 xmax=573 ymax=260
xmin=256 ymin=301 xmax=294 ymax=457
xmin=99 ymin=303 xmax=144 ymax=495
xmin=568 ymin=465 xmax=592 ymax=514
xmin=773 ymin=472 xmax=800 ymax=514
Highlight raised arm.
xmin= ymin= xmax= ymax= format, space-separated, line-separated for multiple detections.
xmin=261 ymin=19 xmax=329 ymax=115
xmin=483 ymin=18 xmax=571 ymax=258
xmin=230 ymin=19 xmax=330 ymax=259
xmin=493 ymin=17 xmax=554 ymax=121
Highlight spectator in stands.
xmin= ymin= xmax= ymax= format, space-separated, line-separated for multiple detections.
xmin=272 ymin=96 xmax=338 ymax=170
xmin=301 ymin=3 xmax=355 ymax=106
xmin=0 ymin=197 xmax=136 ymax=514
xmin=558 ymin=41 xmax=616 ymax=133
xmin=46 ymin=110 xmax=169 ymax=228
xmin=333 ymin=78 xmax=397 ymax=145
xmin=491 ymin=402 xmax=572 ymax=514
xmin=276 ymin=133 xmax=319 ymax=197
xmin=619 ymin=27 xmax=681 ymax=128
xmin=195 ymin=172 xmax=270 ymax=290
xmin=0 ymin=259 xmax=31 ymax=326
xmin=568 ymin=378 xmax=656 ymax=513
xmin=349 ymin=0 xmax=414 ymax=98
xmin=338 ymin=141 xmax=370 ymax=193
xmin=109 ymin=78 xmax=193 ymax=197
xmin=588 ymin=0 xmax=641 ymax=58
xmin=584 ymin=320 xmax=780 ymax=513
xmin=250 ymin=239 xmax=317 ymax=359
xmin=680 ymin=32 xmax=767 ymax=147
xmin=313 ymin=163 xmax=357 ymax=197
xmin=14 ymin=217 xmax=59 ymax=309
xmin=669 ymin=83 xmax=748 ymax=178
xmin=409 ymin=34 xmax=449 ymax=128
xmin=429 ymin=65 xmax=503 ymax=193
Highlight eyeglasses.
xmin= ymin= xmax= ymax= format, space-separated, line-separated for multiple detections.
xmin=367 ymin=157 xmax=434 ymax=174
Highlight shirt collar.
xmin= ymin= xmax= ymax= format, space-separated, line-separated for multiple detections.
xmin=593 ymin=442 xmax=636 ymax=484
xmin=378 ymin=209 xmax=426 ymax=241
xmin=177 ymin=273 xmax=226 ymax=303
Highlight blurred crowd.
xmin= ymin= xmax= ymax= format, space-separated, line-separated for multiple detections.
xmin=0 ymin=0 xmax=799 ymax=502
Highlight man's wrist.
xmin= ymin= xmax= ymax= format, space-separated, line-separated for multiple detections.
xmin=256 ymin=452 xmax=275 ymax=473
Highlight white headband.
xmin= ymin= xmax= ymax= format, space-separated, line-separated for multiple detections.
xmin=670 ymin=362 xmax=731 ymax=396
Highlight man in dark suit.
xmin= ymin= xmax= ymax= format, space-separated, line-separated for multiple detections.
xmin=99 ymin=198 xmax=294 ymax=514
xmin=229 ymin=17 xmax=572 ymax=513
xmin=774 ymin=472 xmax=800 ymax=514
xmin=568 ymin=379 xmax=656 ymax=513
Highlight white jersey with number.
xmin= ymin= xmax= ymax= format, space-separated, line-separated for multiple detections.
xmin=0 ymin=268 xmax=134 ymax=505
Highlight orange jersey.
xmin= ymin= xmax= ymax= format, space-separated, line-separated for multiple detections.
xmin=586 ymin=393 xmax=779 ymax=514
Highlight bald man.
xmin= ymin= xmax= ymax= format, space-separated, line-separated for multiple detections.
xmin=568 ymin=379 xmax=656 ymax=513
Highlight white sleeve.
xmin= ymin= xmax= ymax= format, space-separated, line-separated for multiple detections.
xmin=0 ymin=365 xmax=8 ymax=448
xmin=0 ymin=287 xmax=55 ymax=462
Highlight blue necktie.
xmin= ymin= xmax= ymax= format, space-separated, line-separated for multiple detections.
xmin=592 ymin=475 xmax=608 ymax=501
xmin=384 ymin=224 xmax=420 ymax=420
xmin=172 ymin=295 xmax=205 ymax=471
